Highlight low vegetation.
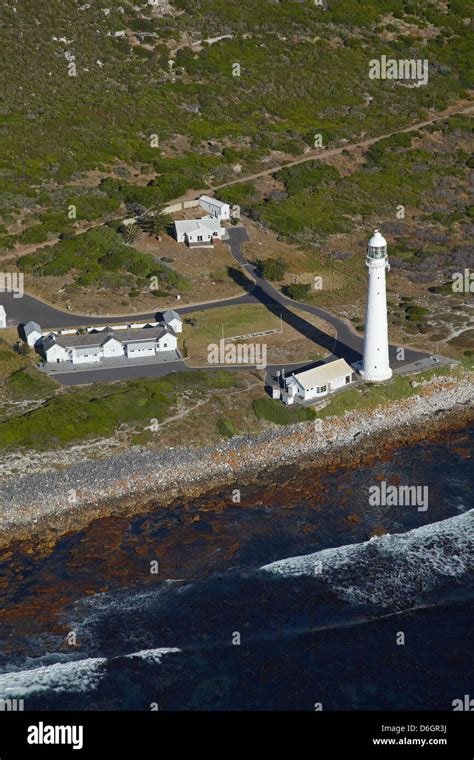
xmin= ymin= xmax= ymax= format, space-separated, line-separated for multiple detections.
xmin=252 ymin=397 xmax=316 ymax=425
xmin=17 ymin=226 xmax=190 ymax=294
xmin=0 ymin=370 xmax=238 ymax=450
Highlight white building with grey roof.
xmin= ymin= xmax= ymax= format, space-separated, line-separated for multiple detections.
xmin=23 ymin=321 xmax=43 ymax=346
xmin=174 ymin=216 xmax=225 ymax=247
xmin=198 ymin=195 xmax=230 ymax=221
xmin=162 ymin=310 xmax=182 ymax=333
xmin=40 ymin=325 xmax=178 ymax=366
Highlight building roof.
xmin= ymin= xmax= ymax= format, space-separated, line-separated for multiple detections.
xmin=55 ymin=332 xmax=105 ymax=348
xmin=54 ymin=326 xmax=169 ymax=350
xmin=289 ymin=359 xmax=353 ymax=390
xmin=163 ymin=309 xmax=181 ymax=323
xmin=368 ymin=229 xmax=387 ymax=248
xmin=174 ymin=216 xmax=222 ymax=235
xmin=199 ymin=195 xmax=228 ymax=208
xmin=112 ymin=326 xmax=168 ymax=344
xmin=24 ymin=320 xmax=41 ymax=334
xmin=42 ymin=335 xmax=57 ymax=352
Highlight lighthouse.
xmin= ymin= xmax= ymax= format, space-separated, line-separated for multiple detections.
xmin=360 ymin=229 xmax=392 ymax=382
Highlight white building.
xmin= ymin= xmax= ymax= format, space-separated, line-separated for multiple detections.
xmin=23 ymin=321 xmax=43 ymax=347
xmin=40 ymin=325 xmax=178 ymax=365
xmin=174 ymin=216 xmax=225 ymax=247
xmin=274 ymin=358 xmax=355 ymax=405
xmin=359 ymin=230 xmax=392 ymax=382
xmin=0 ymin=305 xmax=6 ymax=329
xmin=162 ymin=309 xmax=182 ymax=333
xmin=199 ymin=195 xmax=230 ymax=221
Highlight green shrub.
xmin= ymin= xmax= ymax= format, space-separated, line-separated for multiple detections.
xmin=252 ymin=397 xmax=316 ymax=425
xmin=260 ymin=257 xmax=288 ymax=281
xmin=216 ymin=417 xmax=239 ymax=438
xmin=284 ymin=283 xmax=311 ymax=301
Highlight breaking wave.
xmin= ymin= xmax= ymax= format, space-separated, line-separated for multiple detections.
xmin=261 ymin=510 xmax=474 ymax=609
xmin=0 ymin=647 xmax=181 ymax=698
xmin=0 ymin=657 xmax=106 ymax=698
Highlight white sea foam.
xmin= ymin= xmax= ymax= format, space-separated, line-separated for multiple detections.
xmin=0 ymin=644 xmax=182 ymax=697
xmin=261 ymin=510 xmax=474 ymax=608
xmin=123 ymin=647 xmax=181 ymax=663
xmin=0 ymin=657 xmax=106 ymax=697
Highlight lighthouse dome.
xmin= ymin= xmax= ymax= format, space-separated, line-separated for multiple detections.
xmin=368 ymin=229 xmax=387 ymax=248
xmin=367 ymin=229 xmax=387 ymax=258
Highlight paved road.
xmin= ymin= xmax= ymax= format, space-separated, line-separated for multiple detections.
xmin=52 ymin=358 xmax=190 ymax=386
xmin=1 ymin=225 xmax=430 ymax=385
xmin=224 ymin=227 xmax=428 ymax=370
xmin=0 ymin=291 xmax=255 ymax=330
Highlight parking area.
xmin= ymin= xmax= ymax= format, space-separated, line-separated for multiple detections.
xmin=41 ymin=349 xmax=182 ymax=377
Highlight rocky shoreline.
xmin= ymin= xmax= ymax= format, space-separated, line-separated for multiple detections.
xmin=0 ymin=374 xmax=472 ymax=549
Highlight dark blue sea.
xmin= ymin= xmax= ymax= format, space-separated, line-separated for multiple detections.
xmin=0 ymin=425 xmax=472 ymax=711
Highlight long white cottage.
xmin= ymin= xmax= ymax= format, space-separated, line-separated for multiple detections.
xmin=40 ymin=325 xmax=177 ymax=365
xmin=274 ymin=358 xmax=355 ymax=405
xmin=198 ymin=195 xmax=230 ymax=221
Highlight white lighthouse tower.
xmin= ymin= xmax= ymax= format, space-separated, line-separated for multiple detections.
xmin=360 ymin=229 xmax=392 ymax=382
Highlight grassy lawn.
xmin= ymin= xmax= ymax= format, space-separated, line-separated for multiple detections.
xmin=181 ymin=303 xmax=335 ymax=365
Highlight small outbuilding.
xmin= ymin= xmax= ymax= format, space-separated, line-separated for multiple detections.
xmin=23 ymin=321 xmax=43 ymax=347
xmin=162 ymin=310 xmax=182 ymax=334
xmin=274 ymin=358 xmax=355 ymax=405
xmin=0 ymin=305 xmax=6 ymax=329
xmin=199 ymin=195 xmax=230 ymax=221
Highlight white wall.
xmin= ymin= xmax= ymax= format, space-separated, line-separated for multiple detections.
xmin=71 ymin=349 xmax=101 ymax=364
xmin=45 ymin=344 xmax=68 ymax=363
xmin=175 ymin=226 xmax=187 ymax=243
xmin=26 ymin=331 xmax=42 ymax=347
xmin=187 ymin=230 xmax=212 ymax=243
xmin=163 ymin=202 xmax=182 ymax=214
xmin=167 ymin=318 xmax=182 ymax=333
xmin=329 ymin=375 xmax=346 ymax=391
xmin=125 ymin=344 xmax=155 ymax=358
xmin=199 ymin=198 xmax=230 ymax=220
xmin=102 ymin=339 xmax=124 ymax=358
xmin=157 ymin=333 xmax=177 ymax=351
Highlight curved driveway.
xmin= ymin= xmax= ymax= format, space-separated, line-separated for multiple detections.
xmin=0 ymin=226 xmax=429 ymax=384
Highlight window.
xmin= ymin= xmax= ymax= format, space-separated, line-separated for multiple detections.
xmin=320 ymin=385 xmax=327 ymax=393
xmin=345 ymin=375 xmax=351 ymax=383
xmin=197 ymin=235 xmax=203 ymax=242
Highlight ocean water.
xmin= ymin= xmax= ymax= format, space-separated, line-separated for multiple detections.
xmin=0 ymin=425 xmax=472 ymax=711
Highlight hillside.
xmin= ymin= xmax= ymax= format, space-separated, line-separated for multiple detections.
xmin=0 ymin=0 xmax=472 ymax=243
